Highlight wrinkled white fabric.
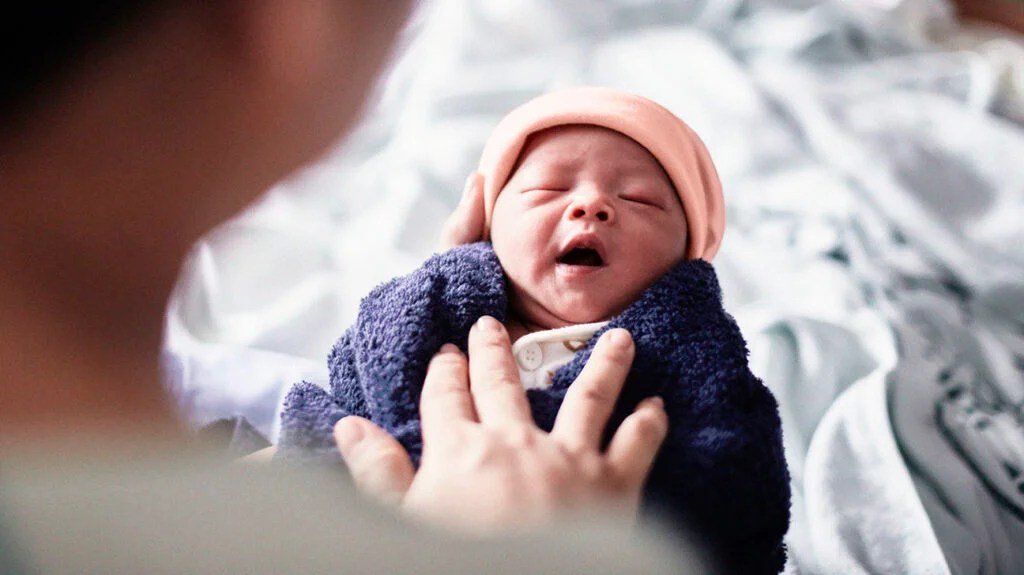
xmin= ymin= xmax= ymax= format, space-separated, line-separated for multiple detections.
xmin=163 ymin=1 xmax=1024 ymax=573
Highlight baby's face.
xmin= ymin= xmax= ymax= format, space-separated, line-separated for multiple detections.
xmin=490 ymin=125 xmax=688 ymax=328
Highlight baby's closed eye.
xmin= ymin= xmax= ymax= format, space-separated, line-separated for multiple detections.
xmin=521 ymin=182 xmax=571 ymax=193
xmin=620 ymin=192 xmax=664 ymax=209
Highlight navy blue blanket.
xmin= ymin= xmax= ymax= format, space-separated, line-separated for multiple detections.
xmin=278 ymin=242 xmax=790 ymax=574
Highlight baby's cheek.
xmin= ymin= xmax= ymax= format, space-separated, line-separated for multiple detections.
xmin=616 ymin=257 xmax=664 ymax=302
xmin=493 ymin=221 xmax=544 ymax=267
xmin=489 ymin=223 xmax=518 ymax=267
xmin=491 ymin=236 xmax=525 ymax=274
xmin=491 ymin=238 xmax=540 ymax=295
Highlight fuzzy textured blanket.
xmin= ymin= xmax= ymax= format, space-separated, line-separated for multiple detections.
xmin=278 ymin=242 xmax=790 ymax=574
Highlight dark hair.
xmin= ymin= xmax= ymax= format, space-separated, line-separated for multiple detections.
xmin=1 ymin=2 xmax=163 ymax=119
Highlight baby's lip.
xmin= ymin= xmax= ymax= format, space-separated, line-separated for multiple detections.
xmin=556 ymin=232 xmax=608 ymax=267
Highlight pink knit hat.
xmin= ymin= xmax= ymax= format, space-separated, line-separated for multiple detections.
xmin=477 ymin=87 xmax=725 ymax=261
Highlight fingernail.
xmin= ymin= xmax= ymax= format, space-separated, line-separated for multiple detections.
xmin=439 ymin=343 xmax=460 ymax=354
xmin=607 ymin=328 xmax=632 ymax=347
xmin=335 ymin=417 xmax=365 ymax=449
xmin=646 ymin=396 xmax=664 ymax=410
xmin=475 ymin=315 xmax=501 ymax=333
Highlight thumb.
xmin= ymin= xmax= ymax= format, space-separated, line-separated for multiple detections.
xmin=335 ymin=416 xmax=414 ymax=507
xmin=438 ymin=172 xmax=485 ymax=251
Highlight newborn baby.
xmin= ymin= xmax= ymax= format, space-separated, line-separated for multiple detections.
xmin=488 ymin=109 xmax=707 ymax=386
xmin=278 ymin=88 xmax=790 ymax=574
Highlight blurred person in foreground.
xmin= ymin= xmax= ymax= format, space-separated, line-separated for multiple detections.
xmin=0 ymin=2 xmax=707 ymax=573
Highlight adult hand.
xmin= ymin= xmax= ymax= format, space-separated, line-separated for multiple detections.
xmin=334 ymin=316 xmax=668 ymax=533
xmin=437 ymin=172 xmax=486 ymax=251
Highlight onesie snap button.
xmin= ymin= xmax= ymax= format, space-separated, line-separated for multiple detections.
xmin=516 ymin=342 xmax=543 ymax=371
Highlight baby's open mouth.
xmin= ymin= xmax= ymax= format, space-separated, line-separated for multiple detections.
xmin=556 ymin=233 xmax=608 ymax=270
xmin=557 ymin=246 xmax=605 ymax=267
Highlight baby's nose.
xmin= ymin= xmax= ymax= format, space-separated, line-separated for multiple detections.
xmin=567 ymin=193 xmax=614 ymax=223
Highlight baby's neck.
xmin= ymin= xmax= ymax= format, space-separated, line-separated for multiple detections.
xmin=503 ymin=312 xmax=544 ymax=344
xmin=503 ymin=309 xmax=610 ymax=344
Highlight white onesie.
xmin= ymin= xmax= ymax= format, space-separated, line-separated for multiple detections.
xmin=511 ymin=321 xmax=609 ymax=390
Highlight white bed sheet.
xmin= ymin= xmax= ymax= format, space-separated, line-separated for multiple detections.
xmin=163 ymin=1 xmax=1024 ymax=572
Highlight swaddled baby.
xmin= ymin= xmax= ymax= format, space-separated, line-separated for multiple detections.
xmin=278 ymin=88 xmax=791 ymax=574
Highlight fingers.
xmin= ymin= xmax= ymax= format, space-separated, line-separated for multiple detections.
xmin=605 ymin=396 xmax=668 ymax=494
xmin=335 ymin=416 xmax=415 ymax=507
xmin=551 ymin=329 xmax=635 ymax=451
xmin=420 ymin=344 xmax=477 ymax=439
xmin=467 ymin=316 xmax=533 ymax=426
xmin=438 ymin=172 xmax=485 ymax=250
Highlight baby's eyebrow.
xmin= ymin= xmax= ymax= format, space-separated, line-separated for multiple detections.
xmin=524 ymin=156 xmax=580 ymax=173
xmin=620 ymin=169 xmax=672 ymax=188
xmin=513 ymin=160 xmax=578 ymax=183
xmin=617 ymin=160 xmax=674 ymax=187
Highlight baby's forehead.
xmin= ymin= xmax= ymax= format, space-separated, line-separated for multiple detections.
xmin=519 ymin=125 xmax=663 ymax=171
xmin=514 ymin=124 xmax=675 ymax=186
